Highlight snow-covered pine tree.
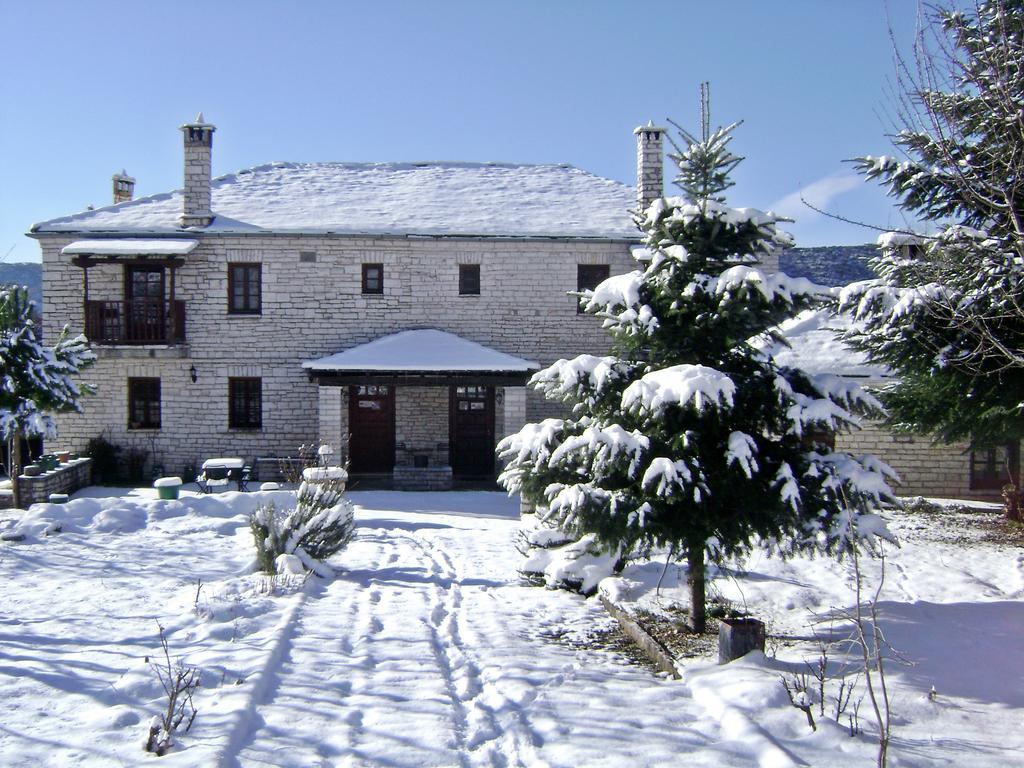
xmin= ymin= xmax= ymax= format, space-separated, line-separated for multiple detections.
xmin=0 ymin=286 xmax=95 ymax=507
xmin=841 ymin=0 xmax=1024 ymax=450
xmin=499 ymin=102 xmax=896 ymax=632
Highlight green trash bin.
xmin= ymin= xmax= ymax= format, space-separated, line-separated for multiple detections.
xmin=154 ymin=477 xmax=183 ymax=500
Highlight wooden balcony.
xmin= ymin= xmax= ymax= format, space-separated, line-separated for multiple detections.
xmin=84 ymin=299 xmax=186 ymax=345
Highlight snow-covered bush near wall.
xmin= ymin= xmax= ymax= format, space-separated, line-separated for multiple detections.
xmin=516 ymin=512 xmax=621 ymax=595
xmin=251 ymin=479 xmax=355 ymax=577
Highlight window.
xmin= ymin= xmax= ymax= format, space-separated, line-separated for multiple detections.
xmin=577 ymin=264 xmax=610 ymax=313
xmin=228 ymin=263 xmax=261 ymax=314
xmin=970 ymin=442 xmax=1020 ymax=491
xmin=362 ymin=263 xmax=384 ymax=294
xmin=128 ymin=378 xmax=161 ymax=429
xmin=459 ymin=264 xmax=481 ymax=295
xmin=299 ymin=251 xmax=317 ymax=263
xmin=456 ymin=385 xmax=488 ymax=411
xmin=229 ymin=377 xmax=262 ymax=429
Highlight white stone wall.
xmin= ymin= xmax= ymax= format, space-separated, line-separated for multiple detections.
xmin=395 ymin=388 xmax=449 ymax=467
xmin=39 ymin=233 xmax=635 ymax=475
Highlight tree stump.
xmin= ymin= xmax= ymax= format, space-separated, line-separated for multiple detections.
xmin=718 ymin=617 xmax=765 ymax=664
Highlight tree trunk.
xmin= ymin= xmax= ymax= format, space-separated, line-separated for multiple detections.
xmin=687 ymin=542 xmax=706 ymax=633
xmin=1002 ymin=484 xmax=1022 ymax=523
xmin=9 ymin=432 xmax=23 ymax=510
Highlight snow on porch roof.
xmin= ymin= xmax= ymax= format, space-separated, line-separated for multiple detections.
xmin=61 ymin=239 xmax=199 ymax=256
xmin=302 ymin=330 xmax=540 ymax=373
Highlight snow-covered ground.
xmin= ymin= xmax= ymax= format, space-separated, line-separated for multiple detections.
xmin=0 ymin=488 xmax=1020 ymax=766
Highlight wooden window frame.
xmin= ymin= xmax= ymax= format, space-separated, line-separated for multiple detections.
xmin=228 ymin=377 xmax=263 ymax=430
xmin=228 ymin=263 xmax=262 ymax=315
xmin=577 ymin=264 xmax=610 ymax=314
xmin=128 ymin=377 xmax=161 ymax=430
xmin=362 ymin=263 xmax=384 ymax=295
xmin=459 ymin=264 xmax=481 ymax=296
xmin=969 ymin=442 xmax=1020 ymax=491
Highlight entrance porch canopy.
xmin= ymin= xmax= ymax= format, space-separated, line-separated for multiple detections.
xmin=303 ymin=329 xmax=540 ymax=386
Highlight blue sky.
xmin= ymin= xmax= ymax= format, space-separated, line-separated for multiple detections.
xmin=1 ymin=1 xmax=937 ymax=263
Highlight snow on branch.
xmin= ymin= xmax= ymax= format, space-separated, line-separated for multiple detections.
xmin=640 ymin=197 xmax=795 ymax=250
xmin=726 ymin=431 xmax=759 ymax=479
xmin=496 ymin=418 xmax=565 ymax=478
xmin=697 ymin=265 xmax=833 ymax=306
xmin=813 ymin=452 xmax=898 ymax=500
xmin=530 ymin=355 xmax=630 ymax=403
xmin=579 ymin=272 xmax=660 ymax=336
xmin=544 ymin=482 xmax=611 ymax=530
xmin=549 ymin=423 xmax=649 ymax=478
xmin=621 ymin=364 xmax=735 ymax=416
xmin=641 ymin=456 xmax=694 ymax=497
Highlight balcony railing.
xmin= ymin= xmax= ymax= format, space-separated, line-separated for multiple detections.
xmin=84 ymin=299 xmax=186 ymax=345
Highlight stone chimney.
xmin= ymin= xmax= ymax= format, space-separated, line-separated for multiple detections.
xmin=634 ymin=121 xmax=666 ymax=213
xmin=179 ymin=113 xmax=216 ymax=228
xmin=112 ymin=169 xmax=135 ymax=203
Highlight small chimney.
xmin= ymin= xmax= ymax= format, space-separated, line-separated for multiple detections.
xmin=112 ymin=169 xmax=135 ymax=204
xmin=179 ymin=113 xmax=216 ymax=228
xmin=634 ymin=121 xmax=666 ymax=213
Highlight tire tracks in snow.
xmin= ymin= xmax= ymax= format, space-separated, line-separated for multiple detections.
xmin=213 ymin=584 xmax=313 ymax=768
xmin=406 ymin=532 xmax=547 ymax=768
xmin=220 ymin=536 xmax=386 ymax=768
xmin=216 ymin=522 xmax=553 ymax=767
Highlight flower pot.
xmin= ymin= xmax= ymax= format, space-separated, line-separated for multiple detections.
xmin=57 ymin=451 xmax=70 ymax=463
xmin=718 ymin=617 xmax=765 ymax=664
xmin=154 ymin=476 xmax=183 ymax=500
xmin=23 ymin=464 xmax=42 ymax=477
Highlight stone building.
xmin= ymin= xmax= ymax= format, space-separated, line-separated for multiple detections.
xmin=31 ymin=116 xmax=686 ymax=487
xmin=32 ymin=116 xmax=1008 ymax=499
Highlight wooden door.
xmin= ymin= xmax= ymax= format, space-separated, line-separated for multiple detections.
xmin=450 ymin=385 xmax=495 ymax=478
xmin=348 ymin=385 xmax=395 ymax=474
xmin=124 ymin=266 xmax=165 ymax=342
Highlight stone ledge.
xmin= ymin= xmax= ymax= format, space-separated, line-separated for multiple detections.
xmin=599 ymin=595 xmax=680 ymax=679
xmin=393 ymin=465 xmax=453 ymax=491
xmin=16 ymin=458 xmax=92 ymax=507
xmin=95 ymin=345 xmax=191 ymax=360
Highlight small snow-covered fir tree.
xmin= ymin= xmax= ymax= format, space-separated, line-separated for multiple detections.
xmin=251 ymin=478 xmax=355 ymax=576
xmin=499 ymin=98 xmax=896 ymax=631
xmin=841 ymin=0 xmax=1024 ymax=451
xmin=0 ymin=286 xmax=95 ymax=507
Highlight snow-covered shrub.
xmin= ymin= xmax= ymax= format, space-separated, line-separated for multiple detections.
xmin=250 ymin=479 xmax=355 ymax=577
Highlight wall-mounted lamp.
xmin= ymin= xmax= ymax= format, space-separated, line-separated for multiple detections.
xmin=189 ymin=364 xmax=197 ymax=384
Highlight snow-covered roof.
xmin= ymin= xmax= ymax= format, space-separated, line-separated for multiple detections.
xmin=61 ymin=239 xmax=199 ymax=256
xmin=761 ymin=308 xmax=890 ymax=379
xmin=33 ymin=162 xmax=638 ymax=240
xmin=303 ymin=329 xmax=540 ymax=373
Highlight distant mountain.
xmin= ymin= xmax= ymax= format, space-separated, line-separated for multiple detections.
xmin=0 ymin=262 xmax=42 ymax=308
xmin=778 ymin=245 xmax=877 ymax=287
